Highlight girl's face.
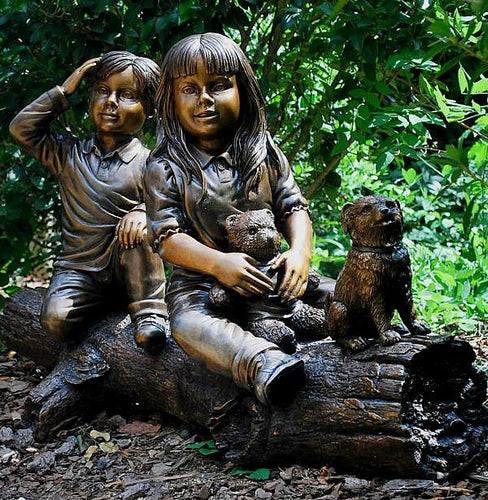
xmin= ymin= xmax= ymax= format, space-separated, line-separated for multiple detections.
xmin=173 ymin=56 xmax=240 ymax=153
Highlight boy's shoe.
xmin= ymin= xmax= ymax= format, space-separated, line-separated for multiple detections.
xmin=133 ymin=314 xmax=167 ymax=354
xmin=252 ymin=349 xmax=305 ymax=406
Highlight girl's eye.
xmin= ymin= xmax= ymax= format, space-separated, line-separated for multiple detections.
xmin=182 ymin=86 xmax=196 ymax=95
xmin=121 ymin=90 xmax=136 ymax=100
xmin=213 ymin=83 xmax=226 ymax=92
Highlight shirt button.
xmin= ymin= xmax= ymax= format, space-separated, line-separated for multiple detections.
xmin=101 ymin=161 xmax=107 ymax=169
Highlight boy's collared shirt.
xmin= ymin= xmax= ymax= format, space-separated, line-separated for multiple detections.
xmin=10 ymin=86 xmax=147 ymax=272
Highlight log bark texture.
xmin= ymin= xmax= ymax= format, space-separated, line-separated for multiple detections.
xmin=1 ymin=288 xmax=487 ymax=479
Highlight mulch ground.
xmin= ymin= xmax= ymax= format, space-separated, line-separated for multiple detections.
xmin=1 ymin=334 xmax=488 ymax=500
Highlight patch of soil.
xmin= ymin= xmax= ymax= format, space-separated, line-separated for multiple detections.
xmin=1 ymin=339 xmax=488 ymax=500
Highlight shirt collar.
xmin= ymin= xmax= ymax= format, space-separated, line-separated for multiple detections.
xmin=189 ymin=143 xmax=234 ymax=169
xmin=83 ymin=136 xmax=143 ymax=164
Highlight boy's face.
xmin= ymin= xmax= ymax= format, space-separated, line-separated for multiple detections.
xmin=89 ymin=67 xmax=146 ymax=138
xmin=173 ymin=56 xmax=240 ymax=151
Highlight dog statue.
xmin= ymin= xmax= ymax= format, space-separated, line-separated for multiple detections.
xmin=328 ymin=195 xmax=431 ymax=352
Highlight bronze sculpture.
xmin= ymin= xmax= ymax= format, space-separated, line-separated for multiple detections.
xmin=9 ymin=51 xmax=168 ymax=353
xmin=328 ymin=194 xmax=431 ymax=351
xmin=209 ymin=209 xmax=327 ymax=354
xmin=143 ymin=32 xmax=318 ymax=405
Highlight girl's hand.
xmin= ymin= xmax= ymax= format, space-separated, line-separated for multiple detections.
xmin=272 ymin=248 xmax=310 ymax=303
xmin=214 ymin=253 xmax=274 ymax=298
xmin=116 ymin=211 xmax=146 ymax=250
xmin=61 ymin=57 xmax=101 ymax=96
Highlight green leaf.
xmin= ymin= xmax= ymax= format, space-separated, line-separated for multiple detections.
xmin=77 ymin=435 xmax=87 ymax=453
xmin=249 ymin=468 xmax=271 ymax=480
xmin=457 ymin=65 xmax=469 ymax=93
xmin=230 ymin=467 xmax=271 ymax=480
xmin=330 ymin=0 xmax=349 ymax=20
xmin=199 ymin=447 xmax=220 ymax=456
xmin=377 ymin=151 xmax=395 ymax=169
xmin=471 ymin=78 xmax=488 ymax=94
xmin=186 ymin=442 xmax=205 ymax=449
xmin=330 ymin=134 xmax=348 ymax=156
xmin=433 ymin=86 xmax=450 ymax=117
xmin=402 ymin=168 xmax=418 ymax=185
xmin=186 ymin=439 xmax=218 ymax=455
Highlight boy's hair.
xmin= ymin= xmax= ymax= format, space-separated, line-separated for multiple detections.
xmin=88 ymin=51 xmax=160 ymax=117
xmin=153 ymin=33 xmax=273 ymax=198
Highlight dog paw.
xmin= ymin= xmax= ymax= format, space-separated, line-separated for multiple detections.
xmin=392 ymin=322 xmax=410 ymax=336
xmin=339 ymin=336 xmax=369 ymax=352
xmin=410 ymin=320 xmax=431 ymax=336
xmin=379 ymin=329 xmax=401 ymax=346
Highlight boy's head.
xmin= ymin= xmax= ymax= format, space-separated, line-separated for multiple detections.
xmin=88 ymin=51 xmax=160 ymax=140
xmin=89 ymin=51 xmax=160 ymax=117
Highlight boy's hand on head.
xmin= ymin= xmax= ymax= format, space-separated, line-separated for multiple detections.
xmin=61 ymin=57 xmax=101 ymax=96
xmin=116 ymin=211 xmax=147 ymax=250
xmin=214 ymin=253 xmax=274 ymax=298
xmin=272 ymin=249 xmax=310 ymax=303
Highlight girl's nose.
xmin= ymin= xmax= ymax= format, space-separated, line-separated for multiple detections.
xmin=198 ymin=88 xmax=214 ymax=107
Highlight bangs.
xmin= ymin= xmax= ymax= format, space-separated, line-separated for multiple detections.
xmin=165 ymin=33 xmax=242 ymax=79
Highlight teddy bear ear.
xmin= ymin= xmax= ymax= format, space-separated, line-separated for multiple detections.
xmin=225 ymin=213 xmax=240 ymax=231
xmin=341 ymin=202 xmax=354 ymax=234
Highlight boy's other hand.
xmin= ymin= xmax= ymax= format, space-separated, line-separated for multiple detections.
xmin=62 ymin=57 xmax=101 ymax=96
xmin=116 ymin=211 xmax=147 ymax=249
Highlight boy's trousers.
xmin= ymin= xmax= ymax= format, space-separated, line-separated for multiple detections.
xmin=41 ymin=241 xmax=166 ymax=342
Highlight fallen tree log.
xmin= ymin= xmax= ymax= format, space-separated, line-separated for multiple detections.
xmin=0 ymin=288 xmax=487 ymax=479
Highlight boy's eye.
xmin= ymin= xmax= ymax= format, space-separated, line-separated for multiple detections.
xmin=120 ymin=90 xmax=137 ymax=100
xmin=95 ymin=87 xmax=109 ymax=96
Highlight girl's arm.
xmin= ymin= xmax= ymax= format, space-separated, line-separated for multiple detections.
xmin=273 ymin=210 xmax=313 ymax=302
xmin=161 ymin=232 xmax=274 ymax=298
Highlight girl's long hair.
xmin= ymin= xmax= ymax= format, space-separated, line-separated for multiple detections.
xmin=152 ymin=33 xmax=272 ymax=197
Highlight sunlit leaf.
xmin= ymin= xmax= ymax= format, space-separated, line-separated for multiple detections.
xmin=90 ymin=430 xmax=110 ymax=442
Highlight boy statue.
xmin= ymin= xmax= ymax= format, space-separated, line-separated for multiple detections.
xmin=9 ymin=51 xmax=167 ymax=353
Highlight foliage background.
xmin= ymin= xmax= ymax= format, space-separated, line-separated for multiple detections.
xmin=0 ymin=0 xmax=487 ymax=333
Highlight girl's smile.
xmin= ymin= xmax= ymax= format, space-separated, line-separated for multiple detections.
xmin=173 ymin=56 xmax=240 ymax=153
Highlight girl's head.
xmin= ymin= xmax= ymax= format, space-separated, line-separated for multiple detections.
xmin=154 ymin=33 xmax=269 ymax=193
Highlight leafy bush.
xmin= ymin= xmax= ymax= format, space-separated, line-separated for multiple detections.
xmin=1 ymin=0 xmax=486 ymax=332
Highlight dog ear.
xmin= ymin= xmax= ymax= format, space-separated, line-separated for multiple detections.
xmin=394 ymin=199 xmax=403 ymax=217
xmin=341 ymin=202 xmax=354 ymax=234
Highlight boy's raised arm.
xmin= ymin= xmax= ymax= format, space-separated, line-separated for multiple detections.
xmin=61 ymin=57 xmax=100 ymax=96
xmin=9 ymin=58 xmax=100 ymax=174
